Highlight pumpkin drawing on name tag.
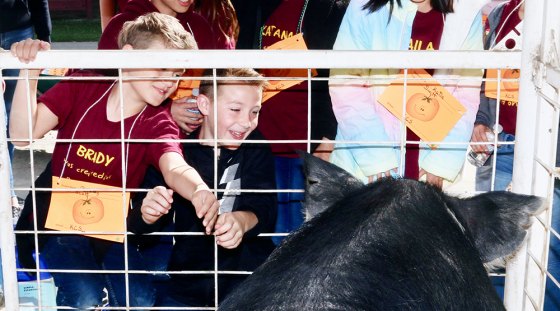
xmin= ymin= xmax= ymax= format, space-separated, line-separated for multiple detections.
xmin=406 ymin=92 xmax=440 ymax=122
xmin=72 ymin=193 xmax=105 ymax=225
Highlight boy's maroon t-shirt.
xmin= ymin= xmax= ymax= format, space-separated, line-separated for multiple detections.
xmin=258 ymin=0 xmax=308 ymax=157
xmin=39 ymin=71 xmax=182 ymax=189
xmin=405 ymin=9 xmax=444 ymax=180
xmin=494 ymin=0 xmax=522 ymax=135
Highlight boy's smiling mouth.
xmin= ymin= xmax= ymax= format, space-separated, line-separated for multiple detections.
xmin=154 ymin=86 xmax=169 ymax=96
xmin=229 ymin=130 xmax=246 ymax=140
xmin=178 ymin=0 xmax=193 ymax=7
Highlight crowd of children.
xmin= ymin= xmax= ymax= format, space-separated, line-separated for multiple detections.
xmin=3 ymin=0 xmax=560 ymax=310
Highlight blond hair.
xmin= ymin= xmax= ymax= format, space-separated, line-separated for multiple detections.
xmin=118 ymin=12 xmax=198 ymax=50
xmin=199 ymin=68 xmax=268 ymax=99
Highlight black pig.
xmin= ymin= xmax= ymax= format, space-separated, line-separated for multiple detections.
xmin=219 ymin=153 xmax=544 ymax=311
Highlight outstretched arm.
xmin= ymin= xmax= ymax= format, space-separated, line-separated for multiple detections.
xmin=159 ymin=152 xmax=220 ymax=234
xmin=9 ymin=39 xmax=58 ymax=147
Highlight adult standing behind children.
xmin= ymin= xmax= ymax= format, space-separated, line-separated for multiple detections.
xmin=329 ymin=0 xmax=487 ymax=187
xmin=0 ymin=0 xmax=51 ymax=214
xmin=11 ymin=13 xmax=219 ymax=309
xmin=130 ymin=68 xmax=277 ymax=308
xmin=225 ymin=0 xmax=349 ymax=244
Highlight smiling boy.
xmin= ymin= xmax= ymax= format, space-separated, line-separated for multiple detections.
xmin=130 ymin=68 xmax=278 ymax=308
xmin=10 ymin=12 xmax=219 ymax=309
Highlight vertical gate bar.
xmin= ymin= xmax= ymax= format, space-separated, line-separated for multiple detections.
xmin=505 ymin=0 xmax=547 ymax=309
xmin=0 ymin=72 xmax=20 ymax=310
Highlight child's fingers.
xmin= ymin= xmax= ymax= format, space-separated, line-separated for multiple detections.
xmin=10 ymin=40 xmax=28 ymax=62
xmin=217 ymin=231 xmax=243 ymax=249
xmin=143 ymin=206 xmax=163 ymax=217
xmin=214 ymin=218 xmax=233 ymax=236
xmin=170 ymin=99 xmax=202 ymax=133
xmin=142 ymin=187 xmax=173 ymax=217
xmin=216 ymin=231 xmax=234 ymax=244
xmin=191 ymin=190 xmax=220 ymax=234
xmin=214 ymin=214 xmax=225 ymax=230
xmin=142 ymin=200 xmax=166 ymax=217
xmin=141 ymin=205 xmax=165 ymax=224
xmin=203 ymin=200 xmax=220 ymax=234
xmin=11 ymin=39 xmax=50 ymax=63
xmin=18 ymin=39 xmax=37 ymax=62
xmin=151 ymin=186 xmax=173 ymax=203
xmin=193 ymin=190 xmax=211 ymax=218
xmin=39 ymin=41 xmax=51 ymax=51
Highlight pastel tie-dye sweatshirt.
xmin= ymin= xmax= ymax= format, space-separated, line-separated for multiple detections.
xmin=329 ymin=0 xmax=489 ymax=183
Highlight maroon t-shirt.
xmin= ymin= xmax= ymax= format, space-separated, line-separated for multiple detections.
xmin=39 ymin=71 xmax=182 ymax=188
xmin=258 ymin=0 xmax=308 ymax=157
xmin=98 ymin=0 xmax=227 ymax=50
xmin=405 ymin=9 xmax=444 ymax=179
xmin=494 ymin=0 xmax=522 ymax=135
xmin=117 ymin=0 xmax=129 ymax=11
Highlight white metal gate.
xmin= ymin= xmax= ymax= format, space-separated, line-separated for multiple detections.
xmin=0 ymin=1 xmax=559 ymax=309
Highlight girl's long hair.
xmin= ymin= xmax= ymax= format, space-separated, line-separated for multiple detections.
xmin=362 ymin=0 xmax=454 ymax=14
xmin=195 ymin=0 xmax=240 ymax=42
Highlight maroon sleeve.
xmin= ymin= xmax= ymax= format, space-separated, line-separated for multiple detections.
xmin=98 ymin=14 xmax=128 ymax=49
xmin=39 ymin=73 xmax=111 ymax=130
xmin=38 ymin=78 xmax=79 ymax=130
xmin=146 ymin=107 xmax=183 ymax=171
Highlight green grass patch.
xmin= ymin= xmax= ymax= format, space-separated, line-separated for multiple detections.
xmin=51 ymin=18 xmax=102 ymax=42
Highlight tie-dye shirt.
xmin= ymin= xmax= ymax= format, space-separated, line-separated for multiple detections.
xmin=329 ymin=0 xmax=488 ymax=183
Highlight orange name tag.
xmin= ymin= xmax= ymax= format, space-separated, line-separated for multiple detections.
xmin=484 ymin=68 xmax=519 ymax=102
xmin=261 ymin=33 xmax=317 ymax=103
xmin=377 ymin=69 xmax=466 ymax=148
xmin=484 ymin=21 xmax=522 ymax=103
xmin=46 ymin=177 xmax=130 ymax=243
xmin=41 ymin=68 xmax=69 ymax=76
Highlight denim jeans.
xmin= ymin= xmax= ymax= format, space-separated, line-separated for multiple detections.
xmin=1 ymin=26 xmax=34 ymax=198
xmin=475 ymin=132 xmax=515 ymax=192
xmin=272 ymin=156 xmax=305 ymax=245
xmin=545 ymin=181 xmax=560 ymax=310
xmin=41 ymin=235 xmax=155 ymax=310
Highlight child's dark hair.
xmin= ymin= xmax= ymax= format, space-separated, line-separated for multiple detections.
xmin=199 ymin=68 xmax=268 ymax=100
xmin=195 ymin=0 xmax=239 ymax=43
xmin=362 ymin=0 xmax=454 ymax=15
xmin=118 ymin=12 xmax=198 ymax=50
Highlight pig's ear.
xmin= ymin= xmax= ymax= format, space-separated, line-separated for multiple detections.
xmin=298 ymin=151 xmax=364 ymax=221
xmin=447 ymin=191 xmax=545 ymax=263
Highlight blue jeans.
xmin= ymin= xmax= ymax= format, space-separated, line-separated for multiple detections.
xmin=1 ymin=26 xmax=34 ymax=198
xmin=272 ymin=157 xmax=305 ymax=245
xmin=475 ymin=132 xmax=515 ymax=192
xmin=41 ymin=235 xmax=155 ymax=310
xmin=545 ymin=181 xmax=560 ymax=310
